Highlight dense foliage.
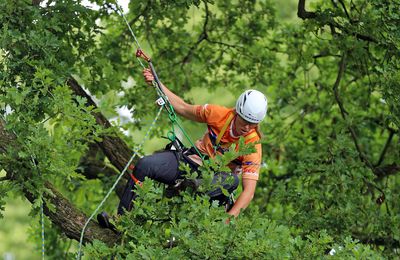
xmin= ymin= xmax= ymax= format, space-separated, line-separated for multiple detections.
xmin=0 ymin=0 xmax=399 ymax=258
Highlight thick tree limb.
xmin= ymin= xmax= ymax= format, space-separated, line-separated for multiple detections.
xmin=1 ymin=74 xmax=139 ymax=245
xmin=25 ymin=182 xmax=119 ymax=245
xmin=0 ymin=120 xmax=119 ymax=245
xmin=67 ymin=78 xmax=135 ymax=199
xmin=67 ymin=78 xmax=134 ymax=172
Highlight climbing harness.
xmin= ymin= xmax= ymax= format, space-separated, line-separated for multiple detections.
xmin=0 ymin=113 xmax=45 ymax=260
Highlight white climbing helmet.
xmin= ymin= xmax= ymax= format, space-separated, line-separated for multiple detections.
xmin=235 ymin=89 xmax=268 ymax=124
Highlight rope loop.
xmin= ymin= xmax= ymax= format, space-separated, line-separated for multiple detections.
xmin=167 ymin=131 xmax=176 ymax=142
xmin=168 ymin=108 xmax=177 ymax=122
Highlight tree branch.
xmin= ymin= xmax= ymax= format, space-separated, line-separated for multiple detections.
xmin=297 ymin=0 xmax=317 ymax=20
xmin=32 ymin=0 xmax=44 ymax=6
xmin=25 ymin=181 xmax=119 ymax=245
xmin=181 ymin=1 xmax=209 ymax=65
xmin=313 ymin=52 xmax=341 ymax=59
xmin=332 ymin=54 xmax=396 ymax=184
xmin=333 ymin=54 xmax=373 ymax=168
xmin=298 ymin=0 xmax=376 ymax=43
xmin=67 ymin=77 xmax=135 ymax=172
xmin=78 ymin=160 xmax=118 ymax=180
xmin=0 ymin=176 xmax=9 ymax=181
xmin=67 ymin=78 xmax=136 ymax=199
xmin=78 ymin=143 xmax=118 ymax=179
xmin=353 ymin=231 xmax=400 ymax=249
xmin=374 ymin=163 xmax=400 ymax=180
xmin=0 ymin=120 xmax=119 ymax=245
xmin=338 ymin=0 xmax=351 ymax=21
xmin=375 ymin=130 xmax=395 ymax=167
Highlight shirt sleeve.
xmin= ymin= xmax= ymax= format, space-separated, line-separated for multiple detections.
xmin=193 ymin=104 xmax=230 ymax=125
xmin=241 ymin=143 xmax=262 ymax=181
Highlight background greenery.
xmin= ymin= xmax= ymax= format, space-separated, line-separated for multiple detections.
xmin=0 ymin=0 xmax=399 ymax=259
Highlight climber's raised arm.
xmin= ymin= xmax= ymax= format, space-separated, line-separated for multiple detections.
xmin=142 ymin=68 xmax=201 ymax=122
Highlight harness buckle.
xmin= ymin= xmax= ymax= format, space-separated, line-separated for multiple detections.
xmin=156 ymin=97 xmax=165 ymax=106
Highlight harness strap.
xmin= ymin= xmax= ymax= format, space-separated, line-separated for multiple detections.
xmin=215 ymin=113 xmax=259 ymax=148
xmin=216 ymin=113 xmax=234 ymax=145
xmin=243 ymin=131 xmax=258 ymax=142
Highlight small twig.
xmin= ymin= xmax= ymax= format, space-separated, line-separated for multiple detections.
xmin=375 ymin=130 xmax=395 ymax=167
xmin=338 ymin=0 xmax=351 ymax=21
xmin=313 ymin=53 xmax=341 ymax=59
xmin=333 ymin=54 xmax=349 ymax=117
xmin=332 ymin=56 xmax=366 ymax=163
xmin=180 ymin=1 xmax=209 ymax=65
xmin=332 ymin=54 xmax=387 ymax=200
xmin=206 ymin=39 xmax=244 ymax=52
xmin=374 ymin=163 xmax=400 ymax=180
xmin=0 ymin=176 xmax=10 ymax=181
xmin=330 ymin=0 xmax=339 ymax=9
xmin=298 ymin=0 xmax=376 ymax=43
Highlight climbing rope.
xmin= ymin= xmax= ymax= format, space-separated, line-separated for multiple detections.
xmin=30 ymin=156 xmax=46 ymax=260
xmin=76 ymin=105 xmax=163 ymax=259
xmin=76 ymin=2 xmax=209 ymax=258
xmin=114 ymin=3 xmax=145 ymax=69
xmin=114 ymin=2 xmax=205 ymax=160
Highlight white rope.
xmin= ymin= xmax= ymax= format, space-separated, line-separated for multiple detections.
xmin=115 ymin=1 xmax=146 ymax=69
xmin=76 ymin=105 xmax=163 ymax=259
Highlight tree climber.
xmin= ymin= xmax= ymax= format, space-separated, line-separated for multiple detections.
xmin=98 ymin=68 xmax=268 ymax=228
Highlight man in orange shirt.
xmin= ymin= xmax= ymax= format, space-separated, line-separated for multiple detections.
xmin=100 ymin=68 xmax=267 ymax=225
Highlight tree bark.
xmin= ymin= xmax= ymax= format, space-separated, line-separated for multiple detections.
xmin=0 ymin=76 xmax=143 ymax=245
xmin=67 ymin=77 xmax=135 ymax=172
xmin=297 ymin=0 xmax=317 ymax=20
xmin=25 ymin=182 xmax=119 ymax=245
xmin=0 ymin=120 xmax=119 ymax=245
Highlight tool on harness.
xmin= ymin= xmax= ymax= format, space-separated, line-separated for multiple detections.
xmin=127 ymin=164 xmax=142 ymax=186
